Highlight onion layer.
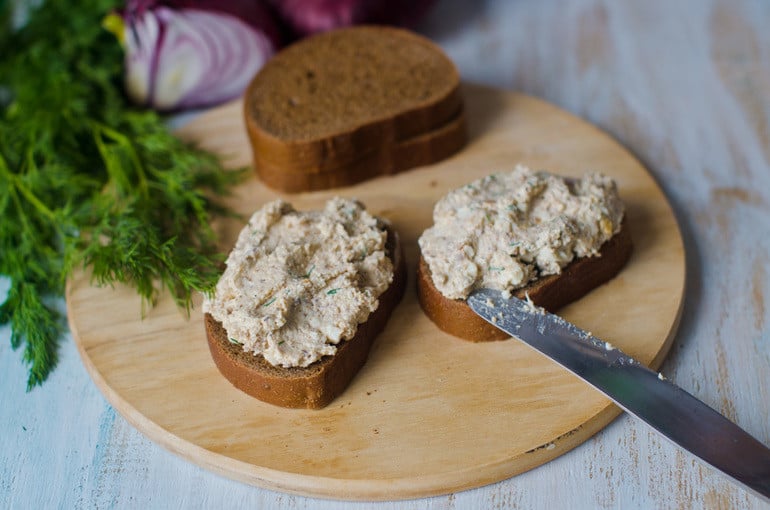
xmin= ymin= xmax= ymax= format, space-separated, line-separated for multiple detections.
xmin=119 ymin=1 xmax=279 ymax=111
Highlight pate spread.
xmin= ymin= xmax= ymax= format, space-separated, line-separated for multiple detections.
xmin=203 ymin=198 xmax=393 ymax=368
xmin=418 ymin=165 xmax=625 ymax=300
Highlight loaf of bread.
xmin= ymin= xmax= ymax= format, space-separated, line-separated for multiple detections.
xmin=204 ymin=199 xmax=406 ymax=408
xmin=416 ymin=166 xmax=633 ymax=342
xmin=243 ymin=26 xmax=467 ymax=192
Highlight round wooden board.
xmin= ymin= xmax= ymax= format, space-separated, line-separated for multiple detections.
xmin=67 ymin=83 xmax=685 ymax=501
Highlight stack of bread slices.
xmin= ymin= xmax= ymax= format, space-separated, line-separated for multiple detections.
xmin=243 ymin=26 xmax=467 ymax=192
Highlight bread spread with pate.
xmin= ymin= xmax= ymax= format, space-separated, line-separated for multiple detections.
xmin=416 ymin=164 xmax=632 ymax=342
xmin=204 ymin=197 xmax=393 ymax=368
xmin=418 ymin=164 xmax=625 ymax=300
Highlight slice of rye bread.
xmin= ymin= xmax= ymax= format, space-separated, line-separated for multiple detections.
xmin=205 ymin=227 xmax=407 ymax=409
xmin=254 ymin=109 xmax=467 ymax=192
xmin=417 ymin=221 xmax=633 ymax=342
xmin=243 ymin=26 xmax=465 ymax=191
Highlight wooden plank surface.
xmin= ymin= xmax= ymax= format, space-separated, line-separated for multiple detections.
xmin=65 ymin=83 xmax=684 ymax=500
xmin=2 ymin=0 xmax=769 ymax=508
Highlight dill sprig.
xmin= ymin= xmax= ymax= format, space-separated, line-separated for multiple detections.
xmin=0 ymin=0 xmax=243 ymax=388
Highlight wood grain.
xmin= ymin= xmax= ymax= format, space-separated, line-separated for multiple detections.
xmin=66 ymin=83 xmax=684 ymax=500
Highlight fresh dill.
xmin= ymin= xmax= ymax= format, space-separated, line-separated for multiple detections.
xmin=0 ymin=0 xmax=242 ymax=388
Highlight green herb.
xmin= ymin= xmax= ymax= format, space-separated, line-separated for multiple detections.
xmin=277 ymin=340 xmax=285 ymax=345
xmin=0 ymin=0 xmax=242 ymax=388
xmin=228 ymin=337 xmax=242 ymax=346
xmin=488 ymin=266 xmax=505 ymax=272
xmin=262 ymin=297 xmax=277 ymax=307
xmin=326 ymin=288 xmax=339 ymax=295
xmin=302 ymin=264 xmax=315 ymax=278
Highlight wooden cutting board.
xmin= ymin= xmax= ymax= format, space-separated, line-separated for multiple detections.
xmin=67 ymin=83 xmax=685 ymax=501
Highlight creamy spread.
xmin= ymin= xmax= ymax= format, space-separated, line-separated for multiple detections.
xmin=203 ymin=198 xmax=393 ymax=368
xmin=418 ymin=165 xmax=625 ymax=300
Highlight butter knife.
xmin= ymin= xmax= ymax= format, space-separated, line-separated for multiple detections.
xmin=468 ymin=288 xmax=770 ymax=502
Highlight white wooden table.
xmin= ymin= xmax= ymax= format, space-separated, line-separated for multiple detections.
xmin=2 ymin=0 xmax=769 ymax=508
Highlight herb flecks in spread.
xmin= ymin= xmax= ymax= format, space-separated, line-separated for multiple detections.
xmin=204 ymin=198 xmax=393 ymax=368
xmin=418 ymin=165 xmax=625 ymax=300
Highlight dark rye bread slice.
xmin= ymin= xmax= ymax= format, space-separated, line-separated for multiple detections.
xmin=245 ymin=25 xmax=462 ymax=163
xmin=417 ymin=221 xmax=633 ymax=342
xmin=205 ymin=228 xmax=407 ymax=409
xmin=243 ymin=25 xmax=465 ymax=191
xmin=254 ymin=109 xmax=467 ymax=192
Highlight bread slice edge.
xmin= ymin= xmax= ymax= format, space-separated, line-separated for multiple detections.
xmin=254 ymin=108 xmax=468 ymax=192
xmin=416 ymin=221 xmax=633 ymax=342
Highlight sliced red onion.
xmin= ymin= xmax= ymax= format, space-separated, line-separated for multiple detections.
xmin=147 ymin=0 xmax=282 ymax=43
xmin=122 ymin=2 xmax=279 ymax=110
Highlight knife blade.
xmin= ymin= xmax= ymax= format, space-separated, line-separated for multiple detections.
xmin=467 ymin=288 xmax=770 ymax=503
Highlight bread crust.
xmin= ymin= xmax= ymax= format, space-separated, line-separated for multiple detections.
xmin=243 ymin=26 xmax=466 ymax=192
xmin=416 ymin=222 xmax=633 ymax=342
xmin=205 ymin=228 xmax=406 ymax=409
xmin=246 ymin=93 xmax=464 ymax=170
xmin=253 ymin=109 xmax=467 ymax=192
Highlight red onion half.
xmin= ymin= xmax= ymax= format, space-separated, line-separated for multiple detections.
xmin=119 ymin=1 xmax=281 ymax=110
